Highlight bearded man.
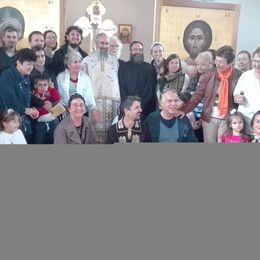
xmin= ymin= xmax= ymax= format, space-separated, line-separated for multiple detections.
xmin=48 ymin=25 xmax=87 ymax=76
xmin=0 ymin=26 xmax=18 ymax=75
xmin=118 ymin=41 xmax=157 ymax=120
xmin=81 ymin=32 xmax=121 ymax=144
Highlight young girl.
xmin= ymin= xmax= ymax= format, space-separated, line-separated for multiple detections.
xmin=250 ymin=110 xmax=260 ymax=143
xmin=220 ymin=110 xmax=250 ymax=143
xmin=0 ymin=109 xmax=27 ymax=144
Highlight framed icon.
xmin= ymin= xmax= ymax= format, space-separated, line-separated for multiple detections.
xmin=118 ymin=24 xmax=132 ymax=44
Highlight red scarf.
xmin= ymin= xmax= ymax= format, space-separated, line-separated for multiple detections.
xmin=218 ymin=66 xmax=232 ymax=117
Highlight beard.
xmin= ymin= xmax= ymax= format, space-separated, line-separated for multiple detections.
xmin=110 ymin=50 xmax=120 ymax=59
xmin=69 ymin=42 xmax=81 ymax=49
xmin=130 ymin=54 xmax=144 ymax=64
xmin=97 ymin=47 xmax=109 ymax=60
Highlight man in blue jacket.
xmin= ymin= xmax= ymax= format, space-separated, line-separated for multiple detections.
xmin=144 ymin=89 xmax=198 ymax=142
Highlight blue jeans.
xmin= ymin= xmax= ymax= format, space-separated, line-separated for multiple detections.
xmin=34 ymin=119 xmax=59 ymax=144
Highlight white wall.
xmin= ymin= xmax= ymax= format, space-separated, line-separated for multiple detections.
xmin=65 ymin=0 xmax=155 ymax=62
xmin=65 ymin=0 xmax=260 ymax=61
xmin=211 ymin=0 xmax=260 ymax=54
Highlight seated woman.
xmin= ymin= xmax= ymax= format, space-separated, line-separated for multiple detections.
xmin=54 ymin=93 xmax=96 ymax=144
xmin=56 ymin=51 xmax=100 ymax=123
xmin=157 ymin=53 xmax=191 ymax=105
xmin=30 ymin=46 xmax=58 ymax=89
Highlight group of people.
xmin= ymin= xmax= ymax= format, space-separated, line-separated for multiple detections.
xmin=0 ymin=23 xmax=260 ymax=144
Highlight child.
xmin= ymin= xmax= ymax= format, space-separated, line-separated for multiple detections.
xmin=33 ymin=75 xmax=61 ymax=144
xmin=0 ymin=109 xmax=27 ymax=144
xmin=250 ymin=111 xmax=260 ymax=143
xmin=219 ymin=110 xmax=250 ymax=143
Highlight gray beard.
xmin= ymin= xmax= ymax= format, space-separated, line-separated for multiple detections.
xmin=131 ymin=54 xmax=144 ymax=64
xmin=97 ymin=48 xmax=109 ymax=60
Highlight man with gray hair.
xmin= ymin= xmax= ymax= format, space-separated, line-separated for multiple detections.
xmin=81 ymin=32 xmax=121 ymax=144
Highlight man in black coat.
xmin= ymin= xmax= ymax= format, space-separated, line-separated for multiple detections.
xmin=48 ymin=25 xmax=87 ymax=76
xmin=118 ymin=41 xmax=157 ymax=120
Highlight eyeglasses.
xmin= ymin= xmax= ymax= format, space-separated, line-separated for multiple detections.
xmin=45 ymin=36 xmax=57 ymax=40
xmin=253 ymin=59 xmax=260 ymax=63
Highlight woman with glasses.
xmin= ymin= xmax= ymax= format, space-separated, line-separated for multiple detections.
xmin=43 ymin=30 xmax=58 ymax=59
xmin=180 ymin=45 xmax=242 ymax=142
xmin=54 ymin=93 xmax=96 ymax=144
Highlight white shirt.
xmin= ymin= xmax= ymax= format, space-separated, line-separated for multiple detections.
xmin=0 ymin=129 xmax=27 ymax=144
xmin=233 ymin=69 xmax=260 ymax=119
xmin=56 ymin=69 xmax=97 ymax=110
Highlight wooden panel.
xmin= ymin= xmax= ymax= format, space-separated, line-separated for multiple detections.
xmin=159 ymin=5 xmax=238 ymax=59
xmin=0 ymin=0 xmax=63 ymax=48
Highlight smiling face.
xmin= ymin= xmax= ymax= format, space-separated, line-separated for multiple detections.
xmin=168 ymin=58 xmax=180 ymax=74
xmin=252 ymin=53 xmax=260 ymax=74
xmin=66 ymin=29 xmax=82 ymax=48
xmin=35 ymin=50 xmax=46 ymax=67
xmin=29 ymin=33 xmax=44 ymax=48
xmin=151 ymin=44 xmax=164 ymax=62
xmin=124 ymin=100 xmax=142 ymax=121
xmin=16 ymin=60 xmax=34 ymax=75
xmin=44 ymin=31 xmax=57 ymax=49
xmin=68 ymin=98 xmax=86 ymax=119
xmin=215 ymin=56 xmax=230 ymax=73
xmin=237 ymin=52 xmax=251 ymax=72
xmin=160 ymin=90 xmax=182 ymax=118
xmin=67 ymin=58 xmax=82 ymax=74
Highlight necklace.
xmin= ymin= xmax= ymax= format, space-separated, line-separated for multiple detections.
xmin=70 ymin=77 xmax=78 ymax=83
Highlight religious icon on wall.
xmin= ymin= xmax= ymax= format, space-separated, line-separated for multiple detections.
xmin=0 ymin=6 xmax=25 ymax=46
xmin=118 ymin=24 xmax=132 ymax=44
xmin=183 ymin=20 xmax=212 ymax=60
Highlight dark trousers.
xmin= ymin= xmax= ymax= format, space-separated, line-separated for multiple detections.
xmin=194 ymin=116 xmax=204 ymax=143
xmin=34 ymin=119 xmax=59 ymax=144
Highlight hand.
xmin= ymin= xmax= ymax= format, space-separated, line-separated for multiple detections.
xmin=25 ymin=107 xmax=39 ymax=119
xmin=175 ymin=110 xmax=186 ymax=119
xmin=194 ymin=119 xmax=202 ymax=130
xmin=234 ymin=94 xmax=245 ymax=105
xmin=49 ymin=78 xmax=54 ymax=89
xmin=91 ymin=110 xmax=102 ymax=124
xmin=43 ymin=101 xmax=53 ymax=112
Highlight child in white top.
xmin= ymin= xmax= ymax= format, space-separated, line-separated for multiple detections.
xmin=0 ymin=109 xmax=27 ymax=144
